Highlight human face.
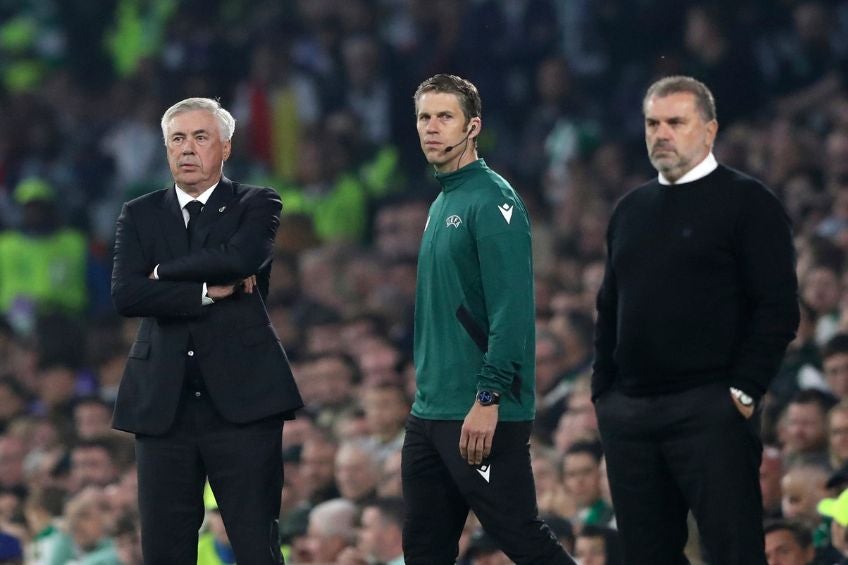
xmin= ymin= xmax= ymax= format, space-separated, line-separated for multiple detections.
xmin=644 ymin=92 xmax=717 ymax=182
xmin=785 ymin=403 xmax=828 ymax=454
xmin=825 ymin=353 xmax=848 ymax=399
xmin=575 ymin=536 xmax=606 ymax=565
xmin=165 ymin=109 xmax=231 ymax=196
xmin=335 ymin=446 xmax=378 ymax=501
xmin=765 ymin=529 xmax=814 ymax=565
xmin=416 ymin=91 xmax=479 ymax=173
xmin=830 ymin=410 xmax=848 ymax=466
xmin=564 ymin=452 xmax=601 ymax=508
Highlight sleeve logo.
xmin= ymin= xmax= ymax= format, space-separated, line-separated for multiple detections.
xmin=446 ymin=215 xmax=462 ymax=228
xmin=498 ymin=203 xmax=513 ymax=224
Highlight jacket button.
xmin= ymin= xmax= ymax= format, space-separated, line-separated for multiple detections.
xmin=187 ymin=350 xmax=195 ymax=357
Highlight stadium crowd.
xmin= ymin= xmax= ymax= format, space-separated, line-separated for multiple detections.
xmin=2 ymin=0 xmax=848 ymax=563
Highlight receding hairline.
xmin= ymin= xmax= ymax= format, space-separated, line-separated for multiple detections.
xmin=643 ymin=76 xmax=717 ymax=122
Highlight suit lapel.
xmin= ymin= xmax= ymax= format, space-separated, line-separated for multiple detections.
xmin=191 ymin=177 xmax=236 ymax=249
xmin=159 ymin=185 xmax=189 ymax=258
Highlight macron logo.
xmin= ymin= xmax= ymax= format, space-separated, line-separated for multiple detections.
xmin=475 ymin=464 xmax=491 ymax=483
xmin=498 ymin=204 xmax=513 ymax=224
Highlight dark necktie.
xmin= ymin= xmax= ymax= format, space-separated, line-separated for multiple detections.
xmin=185 ymin=200 xmax=204 ymax=249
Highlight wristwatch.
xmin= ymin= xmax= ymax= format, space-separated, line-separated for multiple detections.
xmin=476 ymin=390 xmax=500 ymax=406
xmin=730 ymin=387 xmax=754 ymax=407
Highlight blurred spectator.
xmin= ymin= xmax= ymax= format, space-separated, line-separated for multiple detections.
xmin=782 ymin=389 xmax=839 ymax=466
xmin=0 ymin=178 xmax=87 ymax=335
xmin=298 ymin=431 xmax=339 ymax=506
xmin=824 ymin=334 xmax=848 ymax=400
xmin=360 ymin=383 xmax=409 ymax=462
xmin=801 ymin=264 xmax=842 ymax=346
xmin=337 ymin=497 xmax=405 ymax=565
xmin=762 ymin=446 xmax=785 ymax=519
xmin=552 ymin=377 xmax=599 ymax=456
xmin=377 ymin=449 xmax=403 ymax=499
xmin=562 ymin=440 xmax=613 ymax=528
xmin=71 ymin=397 xmax=113 ymax=442
xmin=302 ymin=498 xmax=358 ymax=563
xmin=334 ymin=441 xmax=380 ymax=505
xmin=763 ymin=519 xmax=815 ymax=565
xmin=781 ymin=462 xmax=830 ymax=532
xmin=68 ymin=438 xmax=120 ymax=494
xmin=112 ymin=510 xmax=142 ymax=565
xmin=461 ymin=529 xmax=512 ymax=565
xmin=574 ymin=524 xmax=623 ymax=565
xmin=817 ymin=487 xmax=848 ymax=562
xmin=42 ymin=487 xmax=118 ymax=565
xmin=830 ymin=401 xmax=848 ymax=470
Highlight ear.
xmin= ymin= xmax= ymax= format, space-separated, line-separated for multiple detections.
xmin=469 ymin=118 xmax=481 ymax=140
xmin=705 ymin=119 xmax=718 ymax=148
xmin=223 ymin=139 xmax=232 ymax=161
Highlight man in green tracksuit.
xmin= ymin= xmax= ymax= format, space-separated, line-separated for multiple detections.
xmin=401 ymin=73 xmax=574 ymax=565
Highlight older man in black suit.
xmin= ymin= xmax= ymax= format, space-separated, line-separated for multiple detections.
xmin=111 ymin=97 xmax=302 ymax=564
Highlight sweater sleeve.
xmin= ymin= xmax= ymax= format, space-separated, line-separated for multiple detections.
xmin=475 ymin=200 xmax=534 ymax=395
xmin=729 ymin=184 xmax=800 ymax=400
xmin=592 ymin=218 xmax=619 ymax=401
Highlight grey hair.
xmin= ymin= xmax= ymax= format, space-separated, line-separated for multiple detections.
xmin=643 ymin=75 xmax=717 ymax=122
xmin=308 ymin=498 xmax=358 ymax=541
xmin=160 ymin=97 xmax=236 ymax=144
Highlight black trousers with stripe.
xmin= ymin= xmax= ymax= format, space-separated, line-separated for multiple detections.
xmin=401 ymin=415 xmax=574 ymax=564
xmin=596 ymin=381 xmax=767 ymax=565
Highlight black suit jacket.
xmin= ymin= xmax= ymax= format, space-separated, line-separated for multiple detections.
xmin=111 ymin=177 xmax=303 ymax=435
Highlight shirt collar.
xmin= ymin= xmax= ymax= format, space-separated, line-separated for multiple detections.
xmin=175 ymin=182 xmax=219 ymax=208
xmin=658 ymin=153 xmax=718 ymax=185
xmin=434 ymin=159 xmax=487 ymax=192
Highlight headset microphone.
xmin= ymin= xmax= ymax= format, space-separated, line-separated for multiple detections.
xmin=444 ymin=124 xmax=476 ymax=153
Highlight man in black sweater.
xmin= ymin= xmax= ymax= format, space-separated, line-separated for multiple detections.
xmin=593 ymin=76 xmax=799 ymax=564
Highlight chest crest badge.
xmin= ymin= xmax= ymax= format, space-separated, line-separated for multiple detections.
xmin=445 ymin=215 xmax=462 ymax=228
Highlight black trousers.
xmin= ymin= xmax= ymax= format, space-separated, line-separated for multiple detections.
xmin=596 ymin=381 xmax=766 ymax=565
xmin=401 ymin=415 xmax=574 ymax=565
xmin=136 ymin=386 xmax=284 ymax=565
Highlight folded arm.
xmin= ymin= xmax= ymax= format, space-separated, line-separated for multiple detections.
xmin=111 ymin=203 xmax=205 ymax=318
xmin=155 ymin=188 xmax=281 ymax=284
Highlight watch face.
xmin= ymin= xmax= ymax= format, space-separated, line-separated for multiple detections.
xmin=477 ymin=391 xmax=493 ymax=405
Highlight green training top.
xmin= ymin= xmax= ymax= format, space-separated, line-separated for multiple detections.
xmin=412 ymin=159 xmax=536 ymax=421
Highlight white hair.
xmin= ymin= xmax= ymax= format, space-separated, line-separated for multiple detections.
xmin=308 ymin=498 xmax=358 ymax=541
xmin=160 ymin=97 xmax=236 ymax=144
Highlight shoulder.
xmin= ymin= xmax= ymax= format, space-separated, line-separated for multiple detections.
xmin=611 ymin=178 xmax=659 ymax=215
xmin=230 ymin=180 xmax=278 ymax=198
xmin=124 ymin=187 xmax=170 ymax=210
xmin=230 ymin=181 xmax=282 ymax=207
xmin=716 ymin=165 xmax=784 ymax=208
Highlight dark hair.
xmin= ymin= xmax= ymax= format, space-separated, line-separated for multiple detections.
xmin=363 ymin=496 xmax=405 ymax=529
xmin=565 ymin=439 xmax=603 ymax=463
xmin=413 ymin=74 xmax=482 ymax=123
xmin=643 ymin=75 xmax=716 ymax=122
xmin=823 ymin=333 xmax=848 ymax=360
xmin=763 ymin=519 xmax=813 ymax=549
xmin=789 ymin=388 xmax=839 ymax=413
xmin=578 ymin=525 xmax=623 ymax=565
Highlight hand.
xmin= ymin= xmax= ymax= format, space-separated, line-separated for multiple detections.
xmin=730 ymin=392 xmax=754 ymax=419
xmin=207 ymin=284 xmax=237 ymax=300
xmin=460 ymin=401 xmax=498 ymax=465
xmin=242 ymin=274 xmax=257 ymax=294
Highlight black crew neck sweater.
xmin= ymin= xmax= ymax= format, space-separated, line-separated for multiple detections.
xmin=593 ymin=164 xmax=799 ymax=400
